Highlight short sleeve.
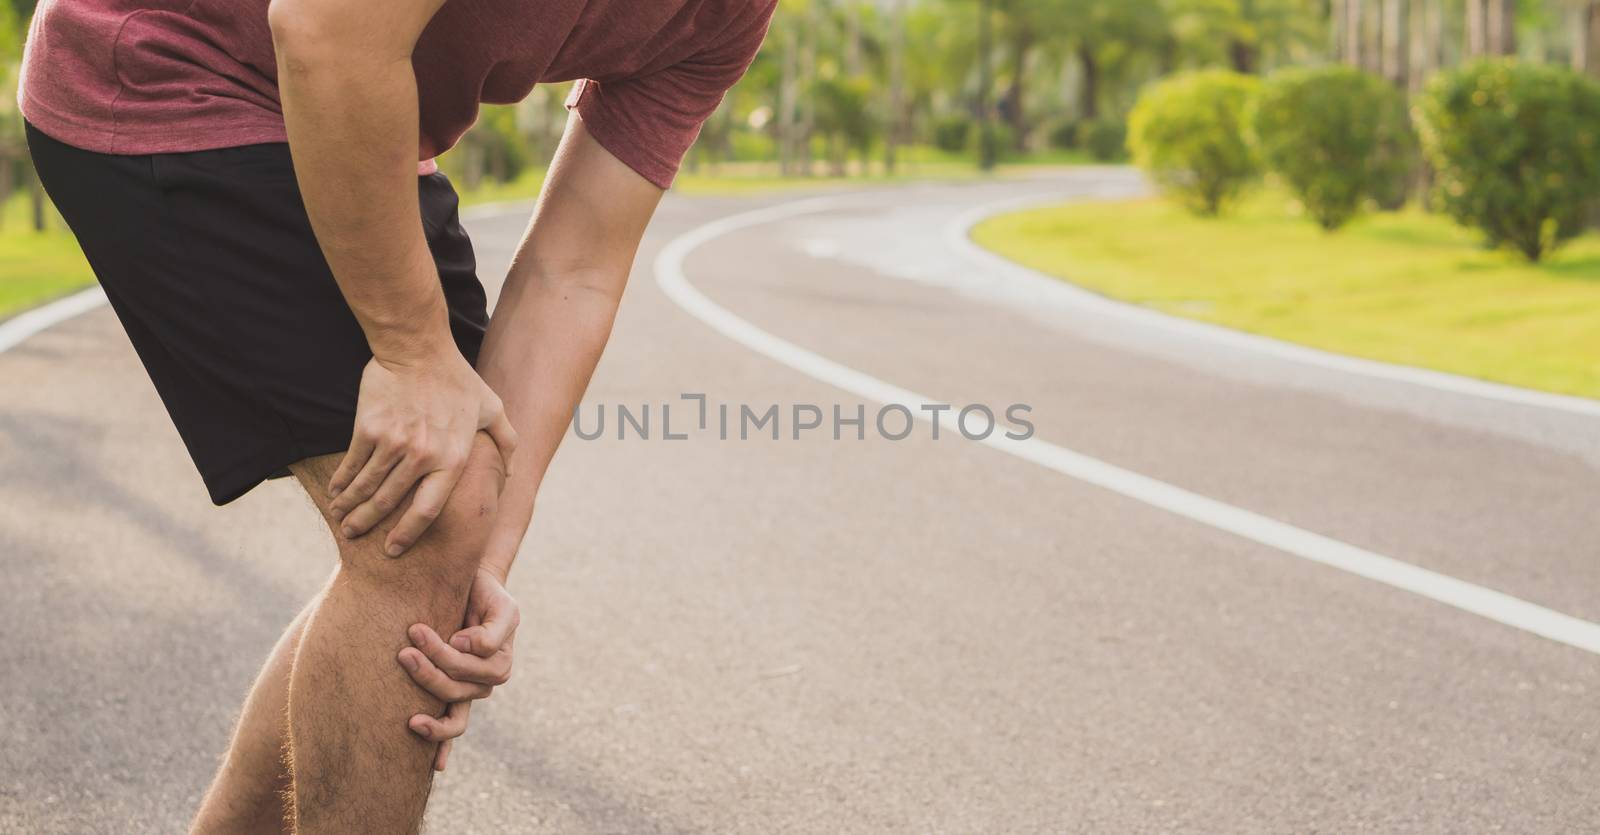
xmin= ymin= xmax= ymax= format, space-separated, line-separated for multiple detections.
xmin=565 ymin=2 xmax=776 ymax=189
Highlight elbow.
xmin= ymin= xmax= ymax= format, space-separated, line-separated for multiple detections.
xmin=267 ymin=0 xmax=366 ymax=69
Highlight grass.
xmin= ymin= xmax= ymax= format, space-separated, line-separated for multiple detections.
xmin=0 ymin=194 xmax=95 ymax=319
xmin=454 ymin=148 xmax=1097 ymax=205
xmin=972 ymin=191 xmax=1600 ymax=400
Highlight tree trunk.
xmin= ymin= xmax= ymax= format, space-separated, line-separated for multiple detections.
xmin=1588 ymin=2 xmax=1600 ymax=77
xmin=1344 ymin=0 xmax=1364 ymax=66
xmin=1077 ymin=45 xmax=1099 ymax=121
xmin=886 ymin=0 xmax=905 ymax=174
xmin=1465 ymin=0 xmax=1487 ymax=58
xmin=977 ymin=0 xmax=997 ymax=170
xmin=1487 ymin=0 xmax=1515 ymax=57
xmin=1416 ymin=0 xmax=1435 ymax=84
xmin=1365 ymin=0 xmax=1385 ymax=73
xmin=799 ymin=3 xmax=818 ymax=176
xmin=0 ymin=155 xmax=12 ymax=233
xmin=845 ymin=2 xmax=862 ymax=77
xmin=1572 ymin=3 xmax=1589 ymax=73
xmin=1006 ymin=32 xmax=1032 ymax=151
xmin=1383 ymin=0 xmax=1409 ymax=86
xmin=778 ymin=27 xmax=798 ymax=175
xmin=30 ymin=165 xmax=47 ymax=232
xmin=1229 ymin=39 xmax=1258 ymax=74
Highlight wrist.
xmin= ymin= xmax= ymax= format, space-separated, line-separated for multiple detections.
xmin=478 ymin=559 xmax=512 ymax=585
xmin=368 ymin=300 xmax=456 ymax=367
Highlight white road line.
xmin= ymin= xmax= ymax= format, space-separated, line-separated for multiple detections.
xmin=947 ymin=196 xmax=1600 ymax=418
xmin=654 ymin=194 xmax=1600 ymax=657
xmin=0 ymin=287 xmax=107 ymax=354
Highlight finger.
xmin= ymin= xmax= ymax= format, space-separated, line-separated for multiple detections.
xmin=434 ymin=739 xmax=453 ymax=772
xmin=340 ymin=456 xmax=429 ymax=544
xmin=328 ymin=432 xmax=376 ymax=500
xmin=411 ymin=623 xmax=513 ymax=686
xmin=482 ymin=409 xmax=519 ymax=476
xmin=384 ymin=467 xmax=460 ymax=557
xmin=409 ymin=699 xmax=471 ymax=743
xmin=399 ymin=646 xmax=494 ymax=702
xmin=450 ymin=601 xmax=519 ymax=658
xmin=328 ymin=442 xmax=404 ymax=522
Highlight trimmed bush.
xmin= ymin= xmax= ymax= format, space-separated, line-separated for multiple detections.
xmin=1047 ymin=119 xmax=1079 ymax=150
xmin=1129 ymin=71 xmax=1261 ymax=216
xmin=1253 ymin=67 xmax=1418 ymax=231
xmin=1416 ymin=60 xmax=1600 ymax=261
xmin=1078 ymin=119 xmax=1128 ymax=162
xmin=933 ymin=117 xmax=972 ymax=153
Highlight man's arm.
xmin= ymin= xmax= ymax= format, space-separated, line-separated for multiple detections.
xmin=269 ymin=0 xmax=515 ymax=556
xmin=476 ymin=115 xmax=664 ymax=584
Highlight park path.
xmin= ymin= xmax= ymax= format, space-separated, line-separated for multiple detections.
xmin=2 ymin=172 xmax=1597 ymax=833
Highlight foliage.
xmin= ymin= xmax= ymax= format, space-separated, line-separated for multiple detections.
xmin=1252 ymin=66 xmax=1417 ymax=231
xmin=1128 ymin=70 xmax=1260 ymax=215
xmin=1416 ymin=60 xmax=1600 ymax=262
xmin=1077 ymin=119 xmax=1127 ymax=161
xmin=933 ymin=116 xmax=972 ymax=152
xmin=813 ymin=75 xmax=878 ymax=162
xmin=1047 ymin=119 xmax=1078 ymax=150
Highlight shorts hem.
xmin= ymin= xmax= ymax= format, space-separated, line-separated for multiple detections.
xmin=204 ymin=435 xmax=353 ymax=507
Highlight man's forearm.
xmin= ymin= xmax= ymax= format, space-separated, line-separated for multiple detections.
xmin=466 ymin=116 xmax=664 ymax=581
xmin=270 ymin=0 xmax=453 ymax=362
xmin=474 ymin=271 xmax=623 ymax=581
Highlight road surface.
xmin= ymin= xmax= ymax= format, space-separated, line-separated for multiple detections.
xmin=2 ymin=171 xmax=1597 ymax=833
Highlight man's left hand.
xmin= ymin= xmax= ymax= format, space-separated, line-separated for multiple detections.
xmin=397 ymin=566 xmax=520 ymax=771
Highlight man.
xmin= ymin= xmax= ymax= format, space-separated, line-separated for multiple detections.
xmin=20 ymin=0 xmax=775 ymax=831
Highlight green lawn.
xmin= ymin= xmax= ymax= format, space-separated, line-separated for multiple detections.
xmin=0 ymin=194 xmax=95 ymax=320
xmin=972 ymin=192 xmax=1600 ymax=400
xmin=456 ymin=151 xmax=1094 ymax=205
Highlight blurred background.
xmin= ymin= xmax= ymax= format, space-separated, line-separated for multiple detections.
xmin=6 ymin=4 xmax=1600 ymax=833
xmin=4 ymin=0 xmax=1600 ymax=397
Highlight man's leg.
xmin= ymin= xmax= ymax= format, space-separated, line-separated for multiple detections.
xmin=284 ymin=434 xmax=502 ymax=834
xmin=190 ymin=596 xmax=321 ymax=835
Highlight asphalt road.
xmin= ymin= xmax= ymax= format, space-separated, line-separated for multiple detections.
xmin=2 ymin=171 xmax=1597 ymax=834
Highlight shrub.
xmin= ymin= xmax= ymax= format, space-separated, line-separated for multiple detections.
xmin=985 ymin=123 xmax=1016 ymax=160
xmin=1047 ymin=119 xmax=1079 ymax=150
xmin=1252 ymin=67 xmax=1418 ymax=230
xmin=933 ymin=117 xmax=972 ymax=153
xmin=1078 ymin=119 xmax=1128 ymax=162
xmin=1129 ymin=71 xmax=1261 ymax=216
xmin=1415 ymin=60 xmax=1600 ymax=261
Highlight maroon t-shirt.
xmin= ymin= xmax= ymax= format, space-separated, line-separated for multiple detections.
xmin=19 ymin=0 xmax=775 ymax=188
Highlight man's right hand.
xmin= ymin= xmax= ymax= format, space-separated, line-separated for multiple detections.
xmin=327 ymin=348 xmax=517 ymax=556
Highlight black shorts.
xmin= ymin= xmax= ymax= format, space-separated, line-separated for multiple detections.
xmin=27 ymin=122 xmax=489 ymax=505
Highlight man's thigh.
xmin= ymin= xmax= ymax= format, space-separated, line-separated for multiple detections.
xmin=27 ymin=122 xmax=491 ymax=507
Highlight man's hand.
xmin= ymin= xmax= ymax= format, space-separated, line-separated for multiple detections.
xmin=327 ymin=351 xmax=516 ymax=556
xmin=397 ymin=566 xmax=520 ymax=771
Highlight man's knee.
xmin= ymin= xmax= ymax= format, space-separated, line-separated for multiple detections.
xmin=334 ymin=434 xmax=504 ymax=589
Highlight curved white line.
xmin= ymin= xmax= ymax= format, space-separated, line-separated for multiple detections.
xmin=948 ymin=197 xmax=1600 ymax=418
xmin=653 ymin=193 xmax=1600 ymax=656
xmin=0 ymin=287 xmax=108 ymax=354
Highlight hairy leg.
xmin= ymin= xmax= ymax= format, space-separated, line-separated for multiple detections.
xmin=285 ymin=435 xmax=502 ymax=834
xmin=190 ymin=594 xmax=323 ymax=835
